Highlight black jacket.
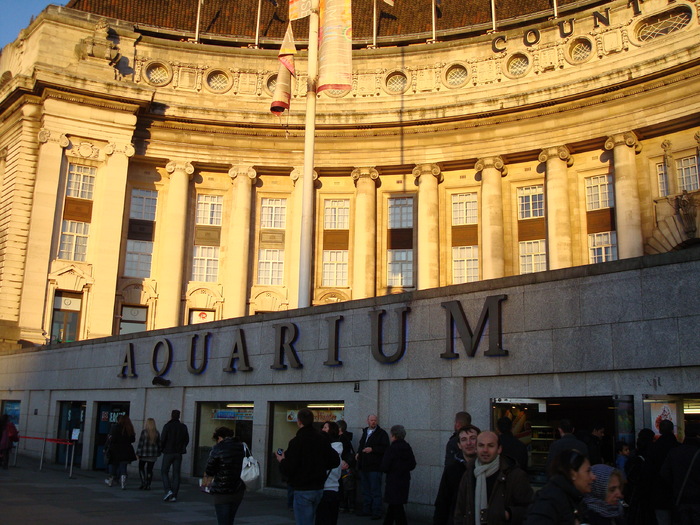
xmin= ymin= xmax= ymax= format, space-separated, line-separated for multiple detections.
xmin=161 ymin=418 xmax=189 ymax=455
xmin=205 ymin=437 xmax=246 ymax=494
xmin=433 ymin=458 xmax=467 ymax=525
xmin=648 ymin=432 xmax=680 ymax=510
xmin=500 ymin=431 xmax=529 ymax=472
xmin=381 ymin=438 xmax=416 ymax=505
xmin=107 ymin=425 xmax=136 ymax=464
xmin=358 ymin=425 xmax=390 ymax=472
xmin=524 ymin=474 xmax=586 ymax=525
xmin=660 ymin=437 xmax=700 ymax=507
xmin=279 ymin=425 xmax=340 ymax=491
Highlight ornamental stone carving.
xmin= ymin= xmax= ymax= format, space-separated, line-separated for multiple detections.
xmin=412 ymin=163 xmax=443 ymax=184
xmin=290 ymin=167 xmax=318 ymax=185
xmin=228 ymin=165 xmax=258 ymax=182
xmin=104 ymin=142 xmax=136 ymax=157
xmin=605 ymin=131 xmax=642 ymax=153
xmin=475 ymin=156 xmax=508 ymax=176
xmin=538 ymin=145 xmax=574 ymax=166
xmin=0 ymin=148 xmax=7 ymax=161
xmin=37 ymin=129 xmax=70 ymax=148
xmin=351 ymin=167 xmax=380 ymax=183
xmin=165 ymin=161 xmax=195 ymax=177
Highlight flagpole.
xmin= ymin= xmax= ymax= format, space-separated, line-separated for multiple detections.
xmin=490 ymin=0 xmax=497 ymax=32
xmin=195 ymin=0 xmax=203 ymax=43
xmin=431 ymin=0 xmax=436 ymax=43
xmin=553 ymin=0 xmax=559 ymax=19
xmin=372 ymin=0 xmax=377 ymax=48
xmin=254 ymin=0 xmax=262 ymax=48
xmin=298 ymin=0 xmax=320 ymax=308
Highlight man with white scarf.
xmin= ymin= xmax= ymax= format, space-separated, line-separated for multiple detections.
xmin=453 ymin=431 xmax=533 ymax=525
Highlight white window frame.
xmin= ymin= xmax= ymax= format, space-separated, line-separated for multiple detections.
xmin=387 ymin=249 xmax=413 ymax=287
xmin=585 ymin=175 xmax=614 ymax=211
xmin=58 ymin=220 xmax=89 ymax=261
xmin=322 ymin=250 xmax=349 ymax=287
xmin=261 ymin=198 xmax=287 ymax=229
xmin=588 ymin=231 xmax=618 ymax=263
xmin=130 ymin=189 xmax=157 ymax=221
xmin=519 ymin=239 xmax=547 ymax=274
xmin=451 ymin=193 xmax=478 ymax=226
xmin=517 ymin=186 xmax=545 ymax=219
xmin=452 ymin=245 xmax=479 ymax=284
xmin=196 ymin=194 xmax=223 ymax=226
xmin=258 ymin=248 xmax=284 ymax=285
xmin=677 ymin=155 xmax=699 ymax=192
xmin=657 ymin=162 xmax=669 ymax=197
xmin=323 ymin=199 xmax=350 ymax=230
xmin=388 ymin=197 xmax=413 ymax=229
xmin=66 ymin=164 xmax=96 ymax=200
xmin=192 ymin=245 xmax=219 ymax=282
xmin=124 ymin=240 xmax=153 ymax=278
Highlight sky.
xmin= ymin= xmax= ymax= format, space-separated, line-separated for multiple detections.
xmin=0 ymin=1 xmax=66 ymax=50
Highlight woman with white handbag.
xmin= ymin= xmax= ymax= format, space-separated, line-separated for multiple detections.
xmin=203 ymin=427 xmax=248 ymax=525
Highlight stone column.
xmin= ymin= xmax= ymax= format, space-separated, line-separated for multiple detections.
xmin=413 ymin=163 xmax=442 ymax=290
xmin=539 ymin=146 xmax=573 ymax=270
xmin=87 ymin=142 xmax=135 ymax=338
xmin=154 ymin=160 xmax=194 ymax=328
xmin=19 ymin=128 xmax=70 ymax=342
xmin=475 ymin=156 xmax=507 ymax=280
xmin=223 ymin=165 xmax=257 ymax=319
xmin=351 ymin=167 xmax=379 ymax=299
xmin=605 ymin=132 xmax=644 ymax=259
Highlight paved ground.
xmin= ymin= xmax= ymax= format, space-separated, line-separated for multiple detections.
xmin=0 ymin=455 xmax=431 ymax=524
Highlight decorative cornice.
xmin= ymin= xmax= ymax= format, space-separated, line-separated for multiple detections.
xmin=475 ymin=156 xmax=507 ymax=176
xmin=605 ymin=131 xmax=642 ymax=153
xmin=538 ymin=145 xmax=573 ymax=166
xmin=412 ymin=163 xmax=443 ymax=183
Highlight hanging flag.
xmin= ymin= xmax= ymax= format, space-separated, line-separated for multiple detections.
xmin=271 ymin=24 xmax=297 ymax=115
xmin=435 ymin=0 xmax=442 ymax=18
xmin=318 ymin=0 xmax=353 ymax=92
xmin=383 ymin=0 xmax=395 ymax=6
xmin=289 ymin=0 xmax=312 ymax=20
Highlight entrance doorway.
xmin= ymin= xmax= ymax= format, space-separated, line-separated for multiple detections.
xmin=92 ymin=402 xmax=130 ymax=470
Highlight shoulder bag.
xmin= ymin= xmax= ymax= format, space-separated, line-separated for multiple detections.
xmin=240 ymin=442 xmax=260 ymax=483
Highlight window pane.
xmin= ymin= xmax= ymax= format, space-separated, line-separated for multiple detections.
xmin=196 ymin=194 xmax=223 ymax=226
xmin=324 ymin=199 xmax=350 ymax=230
xmin=677 ymin=155 xmax=699 ymax=192
xmin=588 ymin=231 xmax=618 ymax=263
xmin=58 ymin=220 xmax=89 ymax=261
xmin=387 ymin=249 xmax=413 ymax=287
xmin=657 ymin=163 xmax=669 ymax=197
xmin=258 ymin=249 xmax=284 ymax=285
xmin=261 ymin=198 xmax=287 ymax=229
xmin=388 ymin=197 xmax=413 ymax=229
xmin=66 ymin=164 xmax=96 ymax=200
xmin=322 ymin=250 xmax=348 ymax=286
xmin=519 ymin=239 xmax=547 ymax=274
xmin=517 ymin=186 xmax=544 ymax=219
xmin=452 ymin=193 xmax=478 ymax=225
xmin=192 ymin=245 xmax=219 ymax=282
xmin=452 ymin=245 xmax=479 ymax=283
xmin=585 ymin=175 xmax=614 ymax=211
xmin=124 ymin=240 xmax=153 ymax=278
xmin=130 ymin=189 xmax=158 ymax=221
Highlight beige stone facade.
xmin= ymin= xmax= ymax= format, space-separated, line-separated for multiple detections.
xmin=1 ymin=0 xmax=699 ymax=348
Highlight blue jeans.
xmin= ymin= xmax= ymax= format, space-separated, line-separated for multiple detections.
xmin=214 ymin=494 xmax=244 ymax=525
xmin=161 ymin=453 xmax=183 ymax=496
xmin=360 ymin=470 xmax=383 ymax=517
xmin=293 ymin=489 xmax=323 ymax=525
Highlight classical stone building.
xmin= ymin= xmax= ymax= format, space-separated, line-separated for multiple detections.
xmin=0 ymin=0 xmax=699 ymax=514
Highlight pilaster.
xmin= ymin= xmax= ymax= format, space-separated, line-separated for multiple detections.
xmin=413 ymin=163 xmax=442 ymax=289
xmin=352 ymin=167 xmax=379 ymax=299
xmin=539 ymin=146 xmax=573 ymax=270
xmin=475 ymin=156 xmax=507 ymax=279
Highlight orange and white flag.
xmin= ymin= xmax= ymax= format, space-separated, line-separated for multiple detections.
xmin=289 ymin=0 xmax=312 ymax=20
xmin=270 ymin=24 xmax=297 ymax=115
xmin=318 ymin=0 xmax=353 ymax=93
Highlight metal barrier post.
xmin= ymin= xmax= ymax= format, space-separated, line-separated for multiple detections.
xmin=68 ymin=441 xmax=76 ymax=479
xmin=39 ymin=437 xmax=47 ymax=471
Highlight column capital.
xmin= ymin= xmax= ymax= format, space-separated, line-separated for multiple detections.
xmin=228 ymin=164 xmax=258 ymax=183
xmin=0 ymin=147 xmax=7 ymax=161
xmin=37 ymin=129 xmax=70 ymax=148
xmin=605 ymin=131 xmax=642 ymax=153
xmin=290 ymin=166 xmax=318 ymax=185
xmin=165 ymin=161 xmax=195 ymax=177
xmin=351 ymin=166 xmax=379 ymax=183
xmin=538 ymin=145 xmax=573 ymax=166
xmin=104 ymin=142 xmax=135 ymax=158
xmin=694 ymin=131 xmax=700 ymax=147
xmin=412 ymin=163 xmax=443 ymax=183
xmin=475 ymin=156 xmax=508 ymax=176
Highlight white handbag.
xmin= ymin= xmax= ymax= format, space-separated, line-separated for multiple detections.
xmin=240 ymin=442 xmax=260 ymax=484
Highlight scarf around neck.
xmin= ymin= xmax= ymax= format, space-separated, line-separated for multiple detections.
xmin=473 ymin=456 xmax=500 ymax=525
xmin=583 ymin=464 xmax=624 ymax=518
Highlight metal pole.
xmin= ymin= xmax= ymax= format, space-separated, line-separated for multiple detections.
xmin=195 ymin=0 xmax=203 ymax=43
xmin=254 ymin=0 xmax=262 ymax=48
xmin=490 ymin=0 xmax=497 ymax=32
xmin=372 ymin=0 xmax=377 ymax=48
xmin=297 ymin=0 xmax=320 ymax=308
xmin=39 ymin=437 xmax=46 ymax=471
xmin=68 ymin=442 xmax=76 ymax=479
xmin=553 ymin=0 xmax=558 ymax=19
xmin=431 ymin=0 xmax=436 ymax=42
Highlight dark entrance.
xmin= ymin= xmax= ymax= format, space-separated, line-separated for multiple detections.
xmin=92 ymin=402 xmax=130 ymax=470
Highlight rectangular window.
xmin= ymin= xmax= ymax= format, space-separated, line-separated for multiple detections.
xmin=324 ymin=199 xmax=350 ymax=230
xmin=452 ymin=245 xmax=479 ymax=284
xmin=261 ymin=198 xmax=287 ymax=229
xmin=322 ymin=250 xmax=348 ymax=287
xmin=66 ymin=164 xmax=96 ymax=200
xmin=387 ymin=249 xmax=413 ymax=287
xmin=124 ymin=240 xmax=153 ymax=278
xmin=588 ymin=231 xmax=618 ymax=263
xmin=51 ymin=291 xmax=81 ymax=343
xmin=519 ymin=239 xmax=547 ymax=274
xmin=130 ymin=189 xmax=157 ymax=221
xmin=388 ymin=197 xmax=413 ymax=229
xmin=196 ymin=194 xmax=223 ymax=226
xmin=677 ymin=155 xmax=699 ymax=192
xmin=59 ymin=220 xmax=89 ymax=261
xmin=657 ymin=163 xmax=669 ymax=197
xmin=585 ymin=175 xmax=614 ymax=211
xmin=258 ymin=248 xmax=284 ymax=285
xmin=192 ymin=245 xmax=219 ymax=282
xmin=517 ymin=186 xmax=544 ymax=219
xmin=452 ymin=193 xmax=478 ymax=226
xmin=119 ymin=306 xmax=147 ymax=335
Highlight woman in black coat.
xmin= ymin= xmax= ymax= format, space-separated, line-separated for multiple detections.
xmin=380 ymin=425 xmax=417 ymax=525
xmin=204 ymin=426 xmax=246 ymax=525
xmin=105 ymin=415 xmax=137 ymax=489
xmin=524 ymin=449 xmax=595 ymax=525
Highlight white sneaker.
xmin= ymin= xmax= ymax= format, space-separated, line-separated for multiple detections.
xmin=163 ymin=490 xmax=174 ymax=502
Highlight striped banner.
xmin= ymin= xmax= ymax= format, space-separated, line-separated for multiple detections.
xmin=318 ymin=0 xmax=353 ymax=92
xmin=270 ymin=24 xmax=297 ymax=115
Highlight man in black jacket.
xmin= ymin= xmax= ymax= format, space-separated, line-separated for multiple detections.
xmin=160 ymin=409 xmax=189 ymax=502
xmin=276 ymin=408 xmax=340 ymax=525
xmin=661 ymin=421 xmax=700 ymax=525
xmin=497 ymin=416 xmax=528 ymax=472
xmin=356 ymin=414 xmax=390 ymax=519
